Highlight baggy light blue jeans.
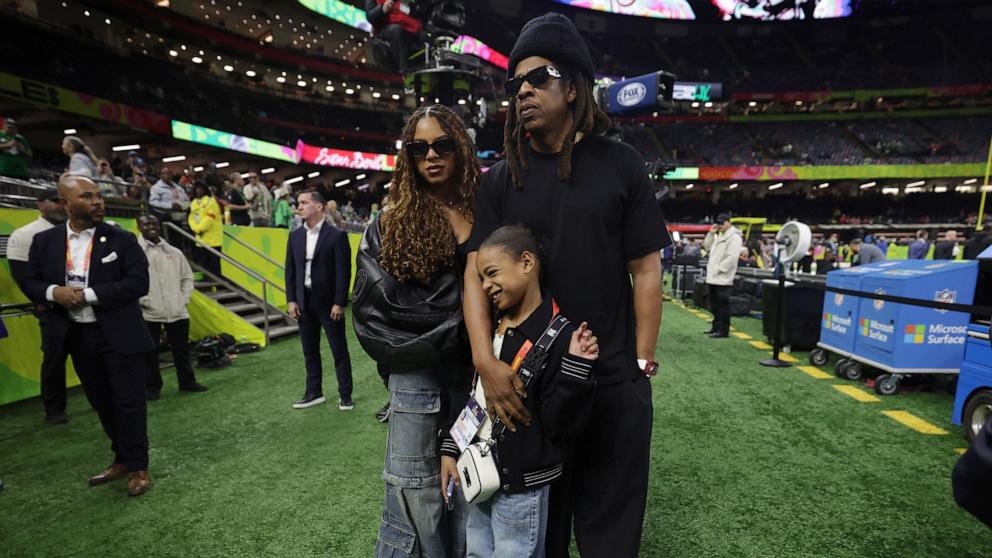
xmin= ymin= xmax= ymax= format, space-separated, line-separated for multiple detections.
xmin=465 ymin=485 xmax=551 ymax=558
xmin=375 ymin=367 xmax=470 ymax=557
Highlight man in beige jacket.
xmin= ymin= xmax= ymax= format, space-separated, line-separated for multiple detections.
xmin=702 ymin=213 xmax=743 ymax=338
xmin=137 ymin=214 xmax=208 ymax=399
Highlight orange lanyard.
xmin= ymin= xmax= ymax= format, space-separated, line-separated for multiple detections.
xmin=507 ymin=299 xmax=560 ymax=372
xmin=66 ymin=233 xmax=94 ymax=277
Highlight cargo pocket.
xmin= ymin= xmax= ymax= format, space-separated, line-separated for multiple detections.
xmin=383 ymin=388 xmax=441 ymax=488
xmin=375 ymin=515 xmax=416 ymax=557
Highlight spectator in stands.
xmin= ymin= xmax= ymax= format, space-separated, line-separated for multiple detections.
xmin=62 ymin=135 xmax=97 ymax=178
xmin=137 ymin=214 xmax=208 ymax=400
xmin=243 ymin=171 xmax=273 ymax=227
xmin=203 ymin=162 xmax=223 ymax=190
xmin=964 ymin=225 xmax=992 ymax=259
xmin=272 ymin=187 xmax=294 ymax=229
xmin=341 ymin=200 xmax=357 ymax=223
xmin=934 ymin=230 xmax=959 ymax=260
xmin=226 ymin=173 xmax=251 ymax=226
xmin=850 ymin=238 xmax=886 ymax=265
xmin=285 ymin=190 xmax=353 ymax=411
xmin=188 ymin=183 xmax=223 ymax=277
xmin=818 ymin=247 xmax=836 ymax=274
xmin=369 ymin=202 xmax=381 ymax=222
xmin=0 ymin=118 xmax=32 ymax=178
xmin=149 ymin=167 xmax=190 ymax=223
xmin=683 ymin=238 xmax=702 ymax=257
xmin=875 ymin=235 xmax=889 ymax=256
xmin=703 ymin=213 xmax=742 ymax=339
xmin=325 ymin=199 xmax=345 ymax=228
xmin=365 ymin=0 xmax=423 ymax=74
xmin=95 ymin=159 xmax=124 ymax=197
xmin=119 ymin=151 xmax=142 ymax=181
xmin=7 ymin=190 xmax=69 ymax=424
xmin=908 ymin=229 xmax=930 ymax=259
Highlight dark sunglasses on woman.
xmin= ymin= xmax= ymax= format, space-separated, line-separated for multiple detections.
xmin=505 ymin=65 xmax=563 ymax=97
xmin=405 ymin=137 xmax=457 ymax=159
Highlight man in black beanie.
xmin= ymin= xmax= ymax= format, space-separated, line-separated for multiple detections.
xmin=462 ymin=12 xmax=671 ymax=557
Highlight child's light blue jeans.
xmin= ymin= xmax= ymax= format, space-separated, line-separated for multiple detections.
xmin=465 ymin=485 xmax=551 ymax=558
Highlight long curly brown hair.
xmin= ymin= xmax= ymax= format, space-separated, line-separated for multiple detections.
xmin=380 ymin=105 xmax=481 ymax=284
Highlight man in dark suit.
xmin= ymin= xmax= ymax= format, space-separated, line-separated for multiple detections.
xmin=23 ymin=174 xmax=155 ymax=496
xmin=285 ymin=189 xmax=353 ymax=410
xmin=933 ymin=230 xmax=958 ymax=260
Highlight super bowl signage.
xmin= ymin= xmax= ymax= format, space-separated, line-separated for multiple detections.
xmin=298 ymin=141 xmax=396 ymax=171
xmin=616 ymin=82 xmax=647 ymax=107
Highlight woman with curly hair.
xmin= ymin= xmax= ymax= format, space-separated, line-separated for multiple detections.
xmin=370 ymin=104 xmax=480 ymax=558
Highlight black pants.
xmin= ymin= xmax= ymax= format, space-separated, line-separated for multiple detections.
xmin=67 ymin=322 xmax=149 ymax=471
xmin=145 ymin=319 xmax=198 ymax=392
xmin=377 ymin=24 xmax=417 ymax=73
xmin=708 ymin=283 xmax=732 ymax=335
xmin=377 ymin=362 xmax=390 ymax=389
xmin=194 ymin=245 xmax=222 ymax=278
xmin=299 ymin=289 xmax=352 ymax=400
xmin=38 ymin=311 xmax=68 ymax=417
xmin=547 ymin=376 xmax=653 ymax=558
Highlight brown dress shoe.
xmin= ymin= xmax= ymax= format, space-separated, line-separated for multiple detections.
xmin=88 ymin=463 xmax=128 ymax=486
xmin=127 ymin=470 xmax=151 ymax=497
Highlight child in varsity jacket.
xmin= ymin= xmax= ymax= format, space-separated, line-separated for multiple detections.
xmin=441 ymin=224 xmax=598 ymax=557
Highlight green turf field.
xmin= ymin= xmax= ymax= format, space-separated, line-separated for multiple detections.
xmin=1 ymin=300 xmax=990 ymax=557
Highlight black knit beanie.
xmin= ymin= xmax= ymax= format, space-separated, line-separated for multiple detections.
xmin=507 ymin=13 xmax=595 ymax=81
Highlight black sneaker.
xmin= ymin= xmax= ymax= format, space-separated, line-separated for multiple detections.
xmin=45 ymin=413 xmax=68 ymax=425
xmin=292 ymin=394 xmax=325 ymax=409
xmin=375 ymin=402 xmax=390 ymax=423
xmin=179 ymin=383 xmax=209 ymax=393
xmin=339 ymin=398 xmax=354 ymax=411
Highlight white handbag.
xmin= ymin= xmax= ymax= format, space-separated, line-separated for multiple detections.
xmin=457 ymin=440 xmax=501 ymax=504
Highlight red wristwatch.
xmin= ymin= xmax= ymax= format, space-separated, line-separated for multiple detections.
xmin=638 ymin=359 xmax=659 ymax=378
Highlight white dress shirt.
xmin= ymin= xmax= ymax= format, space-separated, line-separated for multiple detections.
xmin=46 ymin=224 xmax=99 ymax=323
xmin=304 ymin=219 xmax=324 ymax=288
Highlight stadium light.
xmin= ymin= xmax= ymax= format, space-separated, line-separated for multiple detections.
xmin=260 ymin=168 xmax=275 ymax=174
xmin=392 ymin=94 xmax=400 ymax=100
xmin=859 ymin=181 xmax=877 ymax=190
xmin=112 ymin=144 xmax=140 ymax=152
xmin=691 ymin=102 xmax=700 ymax=108
xmin=308 ymin=171 xmax=320 ymax=178
xmin=245 ymin=70 xmax=256 ymax=77
xmin=457 ymin=99 xmax=466 ymax=105
xmin=335 ymin=179 xmax=351 ymax=187
xmin=769 ymin=182 xmax=783 ymax=190
xmin=162 ymin=155 xmax=186 ymax=163
xmin=297 ymin=80 xmax=307 ymax=87
xmin=355 ymin=174 xmax=366 ymax=180
xmin=240 ymin=173 xmax=251 ymax=179
xmin=748 ymin=101 xmax=757 ymax=107
xmin=276 ymin=76 xmax=286 ymax=83
xmin=192 ymin=56 xmax=203 ymax=64
xmin=168 ymin=49 xmax=178 ymax=57
xmin=728 ymin=183 xmax=738 ymax=190
xmin=501 ymin=100 xmax=509 ymax=107
xmin=395 ymin=140 xmax=402 ymax=150
xmin=963 ymin=178 xmax=978 ymax=185
xmin=63 ymin=128 xmax=77 ymax=135
xmin=934 ymin=186 xmax=948 ymax=193
xmin=215 ymin=162 xmax=230 ymax=168
xmin=685 ymin=184 xmax=694 ymax=190
xmin=373 ymin=92 xmax=382 ymax=99
xmin=345 ymin=88 xmax=355 ymax=94
xmin=284 ymin=176 xmax=304 ymax=185
xmin=193 ymin=166 xmax=204 ymax=172
xmin=704 ymin=102 xmax=713 ymax=108
xmin=818 ymin=182 xmax=829 ymax=189
xmin=906 ymin=180 xmax=925 ymax=187
xmin=223 ymin=65 xmax=234 ymax=72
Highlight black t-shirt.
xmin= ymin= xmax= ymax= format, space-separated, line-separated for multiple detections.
xmin=227 ymin=189 xmax=250 ymax=226
xmin=468 ymin=134 xmax=672 ymax=383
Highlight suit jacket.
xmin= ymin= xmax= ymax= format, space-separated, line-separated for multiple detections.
xmin=22 ymin=222 xmax=155 ymax=356
xmin=285 ymin=220 xmax=351 ymax=312
xmin=933 ymin=240 xmax=956 ymax=260
xmin=953 ymin=421 xmax=992 ymax=528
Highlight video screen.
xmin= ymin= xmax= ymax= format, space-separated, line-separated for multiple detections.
xmin=550 ymin=0 xmax=697 ymax=21
xmin=710 ymin=0 xmax=852 ymax=20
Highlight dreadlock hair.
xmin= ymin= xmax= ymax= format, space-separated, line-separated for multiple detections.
xmin=380 ymin=104 xmax=482 ymax=284
xmin=504 ymin=63 xmax=612 ymax=188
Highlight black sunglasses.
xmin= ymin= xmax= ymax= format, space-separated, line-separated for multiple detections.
xmin=405 ymin=137 xmax=457 ymax=159
xmin=505 ymin=65 xmax=563 ymax=97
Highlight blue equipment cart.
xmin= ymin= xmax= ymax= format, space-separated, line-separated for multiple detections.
xmin=810 ymin=261 xmax=905 ymax=378
xmin=951 ymin=244 xmax=992 ymax=440
xmin=848 ymin=260 xmax=978 ymax=395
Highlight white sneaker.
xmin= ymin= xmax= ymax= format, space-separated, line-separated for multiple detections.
xmin=339 ymin=399 xmax=354 ymax=411
xmin=292 ymin=395 xmax=326 ymax=409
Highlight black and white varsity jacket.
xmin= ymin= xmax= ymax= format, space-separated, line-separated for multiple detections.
xmin=442 ymin=293 xmax=596 ymax=494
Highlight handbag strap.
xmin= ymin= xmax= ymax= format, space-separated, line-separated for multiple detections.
xmin=488 ymin=313 xmax=570 ymax=440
